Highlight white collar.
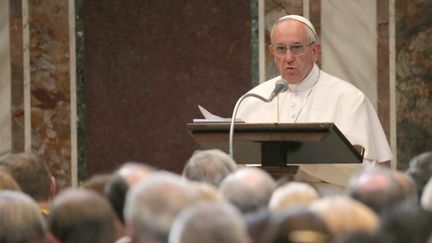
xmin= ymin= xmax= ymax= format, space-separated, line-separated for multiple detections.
xmin=287 ymin=64 xmax=319 ymax=92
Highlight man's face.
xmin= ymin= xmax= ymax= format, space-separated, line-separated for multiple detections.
xmin=271 ymin=20 xmax=320 ymax=84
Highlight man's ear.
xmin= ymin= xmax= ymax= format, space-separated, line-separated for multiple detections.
xmin=312 ymin=43 xmax=321 ymax=62
xmin=49 ymin=176 xmax=57 ymax=199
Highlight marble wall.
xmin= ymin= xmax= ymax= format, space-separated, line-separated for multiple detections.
xmin=8 ymin=0 xmax=73 ymax=188
xmin=0 ymin=0 xmax=11 ymax=160
xmin=395 ymin=0 xmax=432 ymax=169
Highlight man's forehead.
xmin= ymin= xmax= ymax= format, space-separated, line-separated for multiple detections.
xmin=272 ymin=21 xmax=309 ymax=43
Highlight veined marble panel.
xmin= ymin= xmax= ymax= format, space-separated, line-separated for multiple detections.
xmin=10 ymin=0 xmax=25 ymax=153
xmin=395 ymin=0 xmax=432 ymax=169
xmin=0 ymin=0 xmax=12 ymax=160
xmin=28 ymin=0 xmax=72 ymax=188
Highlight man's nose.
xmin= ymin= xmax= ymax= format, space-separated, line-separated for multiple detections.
xmin=283 ymin=50 xmax=295 ymax=63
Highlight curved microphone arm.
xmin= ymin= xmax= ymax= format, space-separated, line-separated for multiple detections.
xmin=229 ymin=93 xmax=272 ymax=159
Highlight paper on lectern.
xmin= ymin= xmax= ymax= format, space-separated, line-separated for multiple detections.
xmin=193 ymin=105 xmax=244 ymax=123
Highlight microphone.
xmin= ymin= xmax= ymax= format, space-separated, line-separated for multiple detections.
xmin=268 ymin=79 xmax=288 ymax=101
xmin=228 ymin=79 xmax=288 ymax=159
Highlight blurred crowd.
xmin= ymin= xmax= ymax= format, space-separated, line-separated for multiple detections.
xmin=1 ymin=149 xmax=432 ymax=243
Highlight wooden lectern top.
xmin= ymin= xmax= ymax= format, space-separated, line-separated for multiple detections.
xmin=186 ymin=122 xmax=364 ymax=165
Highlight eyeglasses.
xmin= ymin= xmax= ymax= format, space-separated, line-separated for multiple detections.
xmin=271 ymin=42 xmax=315 ymax=56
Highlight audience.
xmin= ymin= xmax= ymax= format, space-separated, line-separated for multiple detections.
xmin=48 ymin=188 xmax=117 ymax=243
xmin=219 ymin=167 xmax=277 ymax=214
xmin=268 ymin=181 xmax=319 ymax=211
xmin=244 ymin=209 xmax=273 ymax=243
xmin=0 ymin=152 xmax=56 ymax=216
xmin=405 ymin=151 xmax=432 ymax=199
xmin=262 ymin=206 xmax=332 ymax=243
xmin=80 ymin=173 xmax=112 ymax=195
xmin=1 ymin=150 xmax=432 ymax=243
xmin=375 ymin=201 xmax=432 ymax=243
xmin=168 ymin=202 xmax=250 ymax=243
xmin=182 ymin=149 xmax=237 ymax=187
xmin=0 ymin=190 xmax=47 ymax=243
xmin=104 ymin=162 xmax=157 ymax=241
xmin=421 ymin=177 xmax=432 ymax=212
xmin=0 ymin=168 xmax=21 ymax=191
xmin=190 ymin=181 xmax=225 ymax=203
xmin=393 ymin=170 xmax=418 ymax=203
xmin=105 ymin=162 xmax=156 ymax=224
xmin=123 ymin=172 xmax=199 ymax=243
xmin=347 ymin=166 xmax=406 ymax=214
xmin=333 ymin=231 xmax=382 ymax=243
xmin=309 ymin=196 xmax=379 ymax=239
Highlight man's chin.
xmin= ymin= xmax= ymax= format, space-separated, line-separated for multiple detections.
xmin=282 ymin=75 xmax=301 ymax=84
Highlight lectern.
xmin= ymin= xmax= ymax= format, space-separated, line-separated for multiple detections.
xmin=186 ymin=122 xmax=363 ymax=177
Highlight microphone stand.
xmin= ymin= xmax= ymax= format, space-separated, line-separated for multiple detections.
xmin=229 ymin=93 xmax=273 ymax=159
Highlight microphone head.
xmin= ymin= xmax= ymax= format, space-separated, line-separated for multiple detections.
xmin=275 ymin=79 xmax=288 ymax=93
xmin=269 ymin=79 xmax=289 ymax=101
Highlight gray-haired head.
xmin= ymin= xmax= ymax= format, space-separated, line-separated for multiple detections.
xmin=48 ymin=188 xmax=117 ymax=243
xmin=219 ymin=167 xmax=276 ymax=214
xmin=270 ymin=15 xmax=318 ymax=43
xmin=0 ymin=190 xmax=47 ymax=243
xmin=182 ymin=149 xmax=237 ymax=187
xmin=169 ymin=202 xmax=250 ymax=243
xmin=124 ymin=172 xmax=199 ymax=242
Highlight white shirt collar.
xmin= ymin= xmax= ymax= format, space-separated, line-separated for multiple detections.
xmin=287 ymin=64 xmax=319 ymax=92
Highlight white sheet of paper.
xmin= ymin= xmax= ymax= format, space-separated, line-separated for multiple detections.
xmin=194 ymin=105 xmax=244 ymax=123
xmin=198 ymin=105 xmax=223 ymax=119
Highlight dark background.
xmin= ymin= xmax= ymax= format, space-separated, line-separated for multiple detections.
xmin=83 ymin=1 xmax=252 ymax=174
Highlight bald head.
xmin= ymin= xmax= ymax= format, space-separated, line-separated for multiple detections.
xmin=347 ymin=167 xmax=406 ymax=214
xmin=117 ymin=162 xmax=155 ymax=186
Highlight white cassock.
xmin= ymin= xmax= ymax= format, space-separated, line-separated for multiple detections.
xmin=236 ymin=64 xmax=392 ymax=186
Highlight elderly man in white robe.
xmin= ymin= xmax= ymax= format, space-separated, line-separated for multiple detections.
xmin=236 ymin=15 xmax=392 ymax=191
